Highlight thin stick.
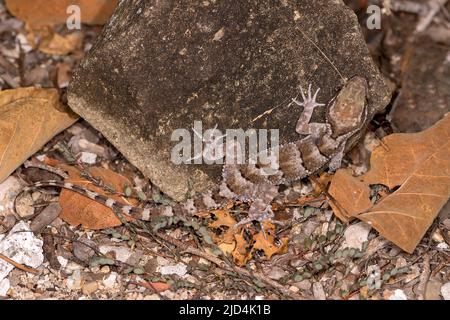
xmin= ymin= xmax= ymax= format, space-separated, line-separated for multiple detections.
xmin=415 ymin=0 xmax=448 ymax=33
xmin=0 ymin=253 xmax=39 ymax=274
xmin=417 ymin=254 xmax=431 ymax=300
xmin=299 ymin=30 xmax=345 ymax=82
xmin=151 ymin=229 xmax=312 ymax=300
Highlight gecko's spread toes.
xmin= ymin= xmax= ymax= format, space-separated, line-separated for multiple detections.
xmin=292 ymin=84 xmax=325 ymax=109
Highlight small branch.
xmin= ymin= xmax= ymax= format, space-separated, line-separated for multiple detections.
xmin=415 ymin=0 xmax=448 ymax=33
xmin=417 ymin=254 xmax=431 ymax=300
xmin=143 ymin=227 xmax=312 ymax=300
xmin=0 ymin=253 xmax=39 ymax=274
xmin=388 ymin=0 xmax=429 ymax=14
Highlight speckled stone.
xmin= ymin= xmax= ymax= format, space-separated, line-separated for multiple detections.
xmin=68 ymin=0 xmax=390 ymax=201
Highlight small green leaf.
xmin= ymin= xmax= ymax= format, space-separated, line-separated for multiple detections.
xmin=125 ymin=186 xmax=132 ymax=197
xmin=124 ymin=266 xmax=134 ymax=274
xmin=342 ymin=249 xmax=349 ymax=258
xmin=198 ymin=227 xmax=214 ymax=245
xmin=318 ymin=235 xmax=327 ymax=243
xmin=382 ymin=273 xmax=391 ymax=281
xmin=137 ymin=191 xmax=147 ymax=201
xmin=90 ymin=256 xmax=115 ymax=267
xmin=294 ymin=274 xmax=304 ymax=282
xmin=314 ymin=262 xmax=323 ymax=271
xmin=303 ymin=206 xmax=315 ymax=218
xmin=133 ymin=267 xmax=145 ymax=275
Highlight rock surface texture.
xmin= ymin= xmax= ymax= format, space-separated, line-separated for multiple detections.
xmin=68 ymin=0 xmax=391 ymax=201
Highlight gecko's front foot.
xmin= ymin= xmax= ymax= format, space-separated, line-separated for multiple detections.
xmin=292 ymin=84 xmax=325 ymax=112
xmin=293 ymin=84 xmax=326 ymax=136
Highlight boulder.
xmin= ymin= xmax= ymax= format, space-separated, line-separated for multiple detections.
xmin=68 ymin=0 xmax=391 ymax=201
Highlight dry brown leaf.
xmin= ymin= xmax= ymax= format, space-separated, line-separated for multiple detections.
xmin=0 ymin=88 xmax=78 ymax=183
xmin=208 ymin=209 xmax=237 ymax=244
xmin=218 ymin=242 xmax=236 ymax=255
xmin=362 ymin=114 xmax=450 ymax=189
xmin=58 ymin=165 xmax=138 ymax=229
xmin=359 ymin=114 xmax=450 ymax=252
xmin=39 ymin=31 xmax=83 ymax=56
xmin=329 ymin=115 xmax=450 ymax=253
xmin=26 ymin=24 xmax=83 ymax=56
xmin=250 ymin=222 xmax=289 ymax=259
xmin=232 ymin=232 xmax=251 ymax=266
xmin=56 ymin=62 xmax=72 ymax=88
xmin=137 ymin=281 xmax=171 ymax=292
xmin=328 ymin=169 xmax=373 ymax=222
xmin=6 ymin=0 xmax=118 ymax=26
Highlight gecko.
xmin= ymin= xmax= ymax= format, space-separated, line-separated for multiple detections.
xmin=16 ymin=77 xmax=369 ymax=230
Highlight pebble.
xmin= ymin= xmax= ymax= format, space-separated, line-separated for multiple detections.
xmin=425 ymin=279 xmax=442 ymax=300
xmin=0 ymin=278 xmax=10 ymax=296
xmin=99 ymin=245 xmax=143 ymax=265
xmin=266 ymin=266 xmax=287 ymax=280
xmin=64 ymin=261 xmax=83 ymax=273
xmin=341 ymin=222 xmax=371 ymax=250
xmin=294 ymin=280 xmax=312 ymax=291
xmin=388 ymin=289 xmax=407 ymax=300
xmin=102 ymin=272 xmax=117 ymax=289
xmin=100 ymin=266 xmax=111 ymax=273
xmin=289 ymin=285 xmax=299 ymax=293
xmin=312 ymin=282 xmax=326 ymax=300
xmin=30 ymin=203 xmax=61 ymax=233
xmin=80 ymin=152 xmax=97 ymax=164
xmin=66 ymin=270 xmax=83 ymax=291
xmin=440 ymin=282 xmax=450 ymax=300
xmin=82 ymin=281 xmax=98 ymax=295
xmin=73 ymin=239 xmax=97 ymax=263
xmin=160 ymin=263 xmax=188 ymax=276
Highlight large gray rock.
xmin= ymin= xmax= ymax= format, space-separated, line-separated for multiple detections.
xmin=68 ymin=0 xmax=391 ymax=201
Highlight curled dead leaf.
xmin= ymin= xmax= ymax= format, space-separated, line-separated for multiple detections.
xmin=26 ymin=24 xmax=83 ymax=55
xmin=328 ymin=169 xmax=373 ymax=223
xmin=232 ymin=232 xmax=251 ymax=266
xmin=6 ymin=0 xmax=118 ymax=26
xmin=0 ymin=88 xmax=78 ymax=184
xmin=58 ymin=165 xmax=138 ymax=229
xmin=328 ymin=114 xmax=450 ymax=253
xmin=137 ymin=281 xmax=170 ymax=293
xmin=208 ymin=209 xmax=237 ymax=244
xmin=250 ymin=222 xmax=289 ymax=259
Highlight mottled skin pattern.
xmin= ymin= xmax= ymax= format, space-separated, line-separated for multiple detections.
xmin=18 ymin=77 xmax=368 ymax=230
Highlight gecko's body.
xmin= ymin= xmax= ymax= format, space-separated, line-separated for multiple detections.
xmin=19 ymin=77 xmax=369 ymax=227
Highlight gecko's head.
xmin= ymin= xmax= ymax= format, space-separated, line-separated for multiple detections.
xmin=327 ymin=76 xmax=368 ymax=138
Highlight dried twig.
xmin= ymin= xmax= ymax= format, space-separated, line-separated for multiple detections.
xmin=388 ymin=0 xmax=429 ymax=14
xmin=417 ymin=253 xmax=431 ymax=300
xmin=163 ymin=232 xmax=309 ymax=299
xmin=136 ymin=224 xmax=311 ymax=300
xmin=415 ymin=0 xmax=448 ymax=33
xmin=387 ymin=0 xmax=448 ymax=33
xmin=0 ymin=253 xmax=39 ymax=274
